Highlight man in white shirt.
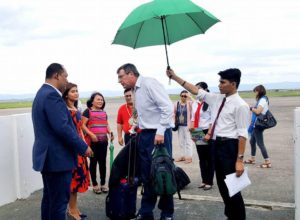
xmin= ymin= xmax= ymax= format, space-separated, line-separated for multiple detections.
xmin=117 ymin=63 xmax=174 ymax=220
xmin=167 ymin=68 xmax=249 ymax=220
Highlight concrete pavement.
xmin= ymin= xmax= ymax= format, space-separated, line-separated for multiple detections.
xmin=0 ymin=96 xmax=297 ymax=219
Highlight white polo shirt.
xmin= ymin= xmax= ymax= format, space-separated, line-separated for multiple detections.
xmin=197 ymin=89 xmax=250 ymax=140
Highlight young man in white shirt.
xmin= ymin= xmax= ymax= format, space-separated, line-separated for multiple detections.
xmin=167 ymin=68 xmax=249 ymax=220
xmin=117 ymin=63 xmax=174 ymax=220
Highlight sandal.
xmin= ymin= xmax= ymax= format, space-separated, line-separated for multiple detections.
xmin=67 ymin=210 xmax=81 ymax=220
xmin=93 ymin=186 xmax=101 ymax=194
xmin=101 ymin=185 xmax=109 ymax=193
xmin=258 ymin=163 xmax=272 ymax=168
xmin=175 ymin=157 xmax=185 ymax=162
xmin=203 ymin=185 xmax=212 ymax=191
xmin=198 ymin=183 xmax=206 ymax=189
xmin=244 ymin=159 xmax=256 ymax=164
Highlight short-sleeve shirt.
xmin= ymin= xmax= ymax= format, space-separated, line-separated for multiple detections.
xmin=117 ymin=104 xmax=133 ymax=134
xmin=257 ymin=98 xmax=269 ymax=114
xmin=82 ymin=108 xmax=108 ymax=141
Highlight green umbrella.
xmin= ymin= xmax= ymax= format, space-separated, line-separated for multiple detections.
xmin=109 ymin=141 xmax=114 ymax=171
xmin=112 ymin=0 xmax=220 ymax=68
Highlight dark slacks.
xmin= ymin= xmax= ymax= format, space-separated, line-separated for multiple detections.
xmin=214 ymin=138 xmax=246 ymax=220
xmin=137 ymin=128 xmax=174 ymax=218
xmin=90 ymin=140 xmax=108 ymax=186
xmin=196 ymin=141 xmax=215 ymax=185
xmin=41 ymin=171 xmax=72 ymax=220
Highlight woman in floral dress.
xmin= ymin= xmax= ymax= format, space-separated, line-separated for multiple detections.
xmin=63 ymin=82 xmax=90 ymax=220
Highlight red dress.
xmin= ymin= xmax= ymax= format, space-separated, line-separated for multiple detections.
xmin=70 ymin=110 xmax=90 ymax=193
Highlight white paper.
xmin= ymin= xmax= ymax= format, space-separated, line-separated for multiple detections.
xmin=224 ymin=167 xmax=251 ymax=197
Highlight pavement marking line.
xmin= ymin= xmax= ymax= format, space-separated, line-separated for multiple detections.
xmin=172 ymin=194 xmax=295 ymax=209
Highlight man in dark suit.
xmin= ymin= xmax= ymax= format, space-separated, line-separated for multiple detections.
xmin=32 ymin=63 xmax=93 ymax=220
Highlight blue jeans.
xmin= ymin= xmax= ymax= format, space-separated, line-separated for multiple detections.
xmin=41 ymin=171 xmax=72 ymax=220
xmin=250 ymin=128 xmax=269 ymax=159
xmin=137 ymin=128 xmax=174 ymax=218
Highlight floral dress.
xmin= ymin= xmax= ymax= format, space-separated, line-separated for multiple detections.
xmin=70 ymin=110 xmax=90 ymax=193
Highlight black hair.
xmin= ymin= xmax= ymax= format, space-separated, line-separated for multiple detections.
xmin=195 ymin=81 xmax=209 ymax=111
xmin=180 ymin=90 xmax=188 ymax=96
xmin=86 ymin=92 xmax=106 ymax=110
xmin=218 ymin=68 xmax=241 ymax=89
xmin=195 ymin=81 xmax=210 ymax=92
xmin=46 ymin=63 xmax=64 ymax=79
xmin=117 ymin=63 xmax=140 ymax=77
xmin=124 ymin=88 xmax=132 ymax=94
xmin=62 ymin=82 xmax=78 ymax=108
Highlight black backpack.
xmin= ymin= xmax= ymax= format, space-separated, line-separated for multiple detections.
xmin=174 ymin=166 xmax=191 ymax=199
xmin=150 ymin=144 xmax=177 ymax=196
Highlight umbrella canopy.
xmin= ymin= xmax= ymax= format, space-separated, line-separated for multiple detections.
xmin=112 ymin=0 xmax=220 ymax=67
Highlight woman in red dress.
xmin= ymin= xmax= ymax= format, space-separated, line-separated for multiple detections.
xmin=63 ymin=82 xmax=90 ymax=220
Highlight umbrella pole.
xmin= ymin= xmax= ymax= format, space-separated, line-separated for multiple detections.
xmin=161 ymin=16 xmax=171 ymax=84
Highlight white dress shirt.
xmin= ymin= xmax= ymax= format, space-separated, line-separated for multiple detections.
xmin=134 ymin=76 xmax=173 ymax=135
xmin=190 ymin=101 xmax=211 ymax=130
xmin=197 ymin=89 xmax=250 ymax=140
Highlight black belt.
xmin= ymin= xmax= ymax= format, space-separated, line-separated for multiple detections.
xmin=141 ymin=129 xmax=157 ymax=133
xmin=215 ymin=136 xmax=236 ymax=141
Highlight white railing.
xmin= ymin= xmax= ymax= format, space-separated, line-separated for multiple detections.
xmin=0 ymin=113 xmax=42 ymax=207
xmin=295 ymin=107 xmax=300 ymax=220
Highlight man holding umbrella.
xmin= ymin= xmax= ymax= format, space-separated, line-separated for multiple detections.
xmin=167 ymin=68 xmax=249 ymax=220
xmin=117 ymin=63 xmax=174 ymax=220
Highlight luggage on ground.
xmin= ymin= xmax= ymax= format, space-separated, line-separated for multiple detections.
xmin=106 ymin=136 xmax=138 ymax=220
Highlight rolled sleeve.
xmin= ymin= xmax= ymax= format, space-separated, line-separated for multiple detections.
xmin=235 ymin=104 xmax=250 ymax=139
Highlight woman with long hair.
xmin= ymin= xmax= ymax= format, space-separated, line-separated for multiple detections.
xmin=63 ymin=82 xmax=90 ymax=220
xmin=82 ymin=92 xmax=114 ymax=194
xmin=245 ymin=85 xmax=271 ymax=168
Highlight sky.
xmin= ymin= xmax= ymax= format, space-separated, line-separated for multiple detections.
xmin=0 ymin=0 xmax=300 ymax=95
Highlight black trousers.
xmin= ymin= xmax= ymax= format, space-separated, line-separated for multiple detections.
xmin=196 ymin=142 xmax=215 ymax=185
xmin=214 ymin=138 xmax=246 ymax=220
xmin=90 ymin=140 xmax=108 ymax=186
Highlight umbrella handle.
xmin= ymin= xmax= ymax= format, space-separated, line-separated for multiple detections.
xmin=167 ymin=65 xmax=171 ymax=85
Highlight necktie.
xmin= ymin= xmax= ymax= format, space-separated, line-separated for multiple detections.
xmin=194 ymin=102 xmax=203 ymax=128
xmin=210 ymin=97 xmax=226 ymax=138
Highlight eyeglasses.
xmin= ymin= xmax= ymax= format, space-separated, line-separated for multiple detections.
xmin=181 ymin=95 xmax=187 ymax=98
xmin=125 ymin=95 xmax=131 ymax=98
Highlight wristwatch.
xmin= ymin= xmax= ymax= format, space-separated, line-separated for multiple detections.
xmin=237 ymin=154 xmax=244 ymax=161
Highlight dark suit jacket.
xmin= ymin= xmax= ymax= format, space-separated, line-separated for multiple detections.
xmin=32 ymin=84 xmax=87 ymax=172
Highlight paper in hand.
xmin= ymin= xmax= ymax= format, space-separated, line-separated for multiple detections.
xmin=224 ymin=167 xmax=251 ymax=197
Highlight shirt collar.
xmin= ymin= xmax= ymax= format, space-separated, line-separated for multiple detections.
xmin=225 ymin=92 xmax=238 ymax=102
xmin=44 ymin=83 xmax=62 ymax=96
xmin=135 ymin=76 xmax=143 ymax=89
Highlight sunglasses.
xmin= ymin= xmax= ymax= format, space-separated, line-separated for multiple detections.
xmin=181 ymin=95 xmax=187 ymax=98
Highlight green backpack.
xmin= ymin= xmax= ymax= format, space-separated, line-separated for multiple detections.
xmin=150 ymin=145 xmax=177 ymax=196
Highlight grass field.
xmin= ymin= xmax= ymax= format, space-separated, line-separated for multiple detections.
xmin=0 ymin=89 xmax=299 ymax=109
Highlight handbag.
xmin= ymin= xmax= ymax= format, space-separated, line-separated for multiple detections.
xmin=255 ymin=110 xmax=277 ymax=130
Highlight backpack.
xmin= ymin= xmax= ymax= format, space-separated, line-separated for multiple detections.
xmin=150 ymin=145 xmax=177 ymax=196
xmin=174 ymin=166 xmax=191 ymax=199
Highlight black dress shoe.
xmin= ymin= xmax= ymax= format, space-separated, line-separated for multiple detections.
xmin=135 ymin=214 xmax=154 ymax=220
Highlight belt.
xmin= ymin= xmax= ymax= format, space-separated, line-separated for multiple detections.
xmin=141 ymin=129 xmax=157 ymax=133
xmin=215 ymin=136 xmax=236 ymax=141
